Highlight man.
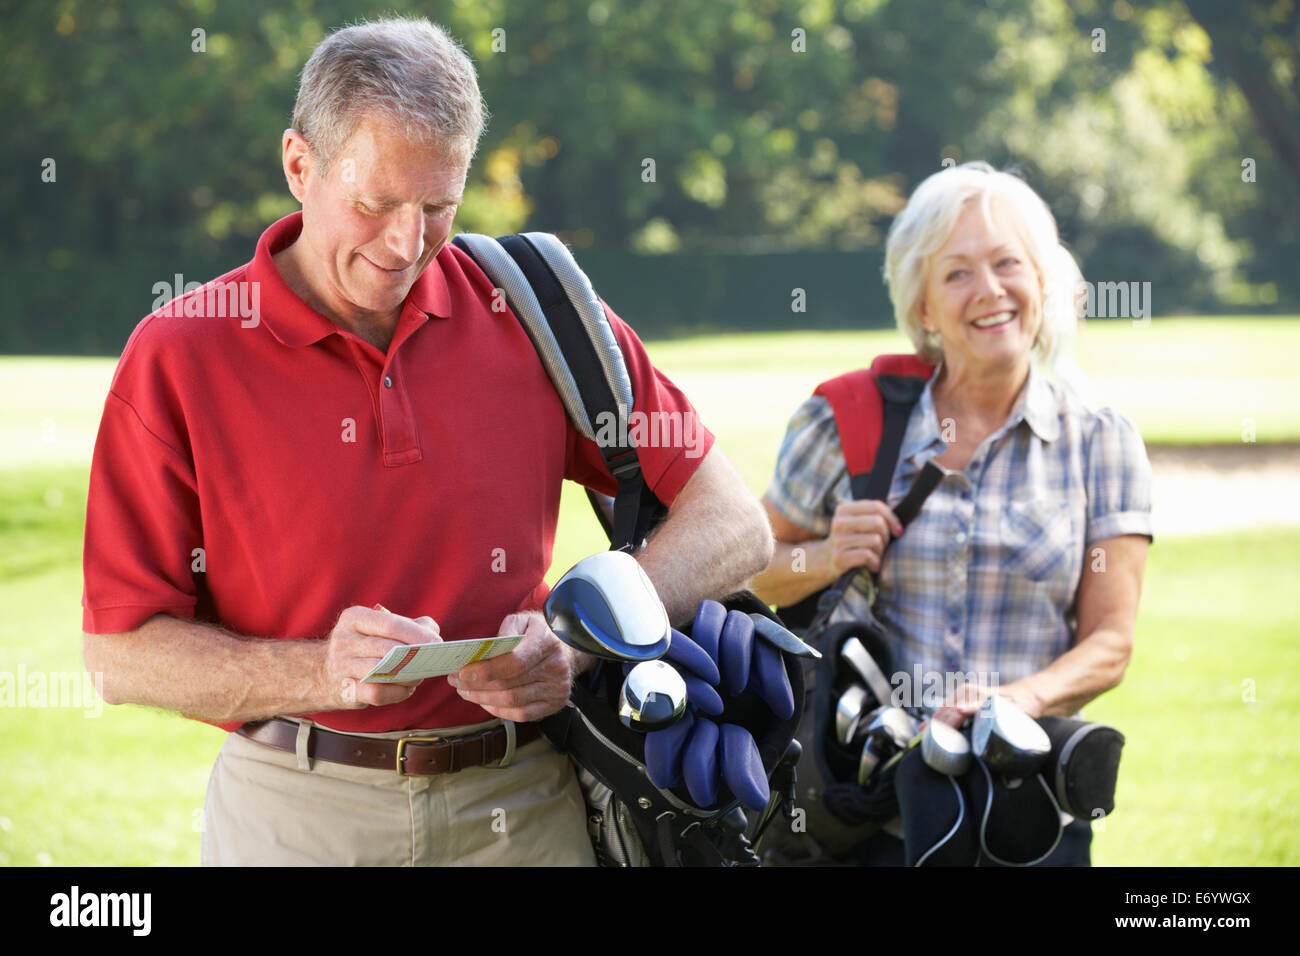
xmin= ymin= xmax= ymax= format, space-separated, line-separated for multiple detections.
xmin=82 ymin=17 xmax=772 ymax=866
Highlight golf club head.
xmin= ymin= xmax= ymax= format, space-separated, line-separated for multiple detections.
xmin=618 ymin=660 xmax=688 ymax=732
xmin=857 ymin=732 xmax=893 ymax=785
xmin=840 ymin=636 xmax=894 ymax=708
xmin=835 ymin=684 xmax=871 ymax=745
xmin=920 ymin=718 xmax=973 ymax=776
xmin=970 ymin=695 xmax=1050 ymax=778
xmin=544 ymin=551 xmax=670 ymax=661
xmin=855 ymin=707 xmax=917 ymax=785
xmin=867 ymin=706 xmax=919 ymax=750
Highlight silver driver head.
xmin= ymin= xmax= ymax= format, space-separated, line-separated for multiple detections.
xmin=545 ymin=551 xmax=670 ymax=661
xmin=970 ymin=695 xmax=1050 ymax=777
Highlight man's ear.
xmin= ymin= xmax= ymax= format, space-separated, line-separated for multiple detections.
xmin=282 ymin=129 xmax=313 ymax=204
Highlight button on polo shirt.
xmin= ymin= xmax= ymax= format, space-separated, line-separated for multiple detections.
xmin=83 ymin=212 xmax=715 ymax=733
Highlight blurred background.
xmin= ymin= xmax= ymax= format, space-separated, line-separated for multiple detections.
xmin=1 ymin=0 xmax=1297 ymax=866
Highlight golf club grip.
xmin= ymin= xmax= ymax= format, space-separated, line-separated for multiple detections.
xmin=892 ymin=461 xmax=944 ymax=528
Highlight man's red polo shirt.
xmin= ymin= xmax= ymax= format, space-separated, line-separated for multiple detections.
xmin=82 ymin=212 xmax=715 ymax=733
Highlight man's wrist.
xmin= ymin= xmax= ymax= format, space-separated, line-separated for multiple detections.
xmin=568 ymin=644 xmax=597 ymax=677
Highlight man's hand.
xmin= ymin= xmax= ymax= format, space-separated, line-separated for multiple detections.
xmin=447 ymin=611 xmax=592 ymax=722
xmin=319 ymin=605 xmax=439 ymax=710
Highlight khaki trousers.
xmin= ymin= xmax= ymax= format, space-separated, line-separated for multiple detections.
xmin=200 ymin=717 xmax=596 ymax=866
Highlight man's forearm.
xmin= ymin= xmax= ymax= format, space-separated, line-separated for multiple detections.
xmin=84 ymin=614 xmax=329 ymax=724
xmin=634 ymin=452 xmax=774 ymax=625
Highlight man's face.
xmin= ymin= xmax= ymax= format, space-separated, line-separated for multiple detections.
xmin=290 ymin=116 xmax=470 ymax=323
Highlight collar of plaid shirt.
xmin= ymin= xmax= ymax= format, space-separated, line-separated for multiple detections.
xmin=901 ymin=360 xmax=1061 ymax=469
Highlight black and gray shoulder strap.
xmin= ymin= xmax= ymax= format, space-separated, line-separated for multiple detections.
xmin=451 ymin=232 xmax=664 ymax=552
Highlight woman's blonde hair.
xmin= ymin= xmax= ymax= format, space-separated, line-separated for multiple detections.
xmin=883 ymin=162 xmax=1086 ymax=386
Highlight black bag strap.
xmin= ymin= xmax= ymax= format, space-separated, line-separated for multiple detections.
xmin=803 ymin=379 xmax=935 ymax=642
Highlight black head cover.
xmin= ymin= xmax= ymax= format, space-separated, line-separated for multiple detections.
xmin=894 ymin=744 xmax=979 ymax=867
xmin=962 ymin=759 xmax=1063 ymax=866
xmin=1037 ymin=716 xmax=1126 ymax=819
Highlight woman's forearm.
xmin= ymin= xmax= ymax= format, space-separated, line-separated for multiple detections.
xmin=749 ymin=538 xmax=837 ymax=607
xmin=1011 ymin=626 xmax=1133 ymax=717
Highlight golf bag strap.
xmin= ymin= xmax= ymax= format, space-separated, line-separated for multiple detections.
xmin=450 ymin=232 xmax=665 ymax=551
xmin=798 ymin=356 xmax=935 ymax=638
xmin=813 ymin=354 xmax=935 ymax=499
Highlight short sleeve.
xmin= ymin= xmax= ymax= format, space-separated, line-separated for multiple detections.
xmin=1084 ymin=407 xmax=1154 ymax=547
xmin=764 ymin=395 xmax=847 ymax=537
xmin=563 ymin=300 xmax=716 ymax=506
xmin=82 ymin=385 xmax=203 ymax=634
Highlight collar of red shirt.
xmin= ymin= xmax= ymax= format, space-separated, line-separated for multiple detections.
xmin=246 ymin=211 xmax=453 ymax=348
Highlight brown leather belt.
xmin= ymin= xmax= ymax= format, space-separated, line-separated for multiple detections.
xmin=236 ymin=717 xmax=542 ymax=776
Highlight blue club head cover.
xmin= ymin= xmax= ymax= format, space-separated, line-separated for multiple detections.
xmin=644 ymin=711 xmax=695 ymax=789
xmin=683 ymin=716 xmax=721 ymax=808
xmin=691 ymin=600 xmax=727 ymax=665
xmin=680 ymin=672 xmax=724 ymax=716
xmin=718 ymin=610 xmax=755 ymax=697
xmin=665 ymin=628 xmax=721 ymax=687
xmin=719 ymin=723 xmax=770 ymax=812
xmin=749 ymin=636 xmax=795 ymax=720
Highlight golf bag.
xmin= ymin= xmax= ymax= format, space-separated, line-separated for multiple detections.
xmin=451 ymin=232 xmax=804 ymax=866
xmin=758 ymin=356 xmax=939 ymax=864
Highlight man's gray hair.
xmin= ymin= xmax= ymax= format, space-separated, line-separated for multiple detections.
xmin=292 ymin=17 xmax=487 ymax=171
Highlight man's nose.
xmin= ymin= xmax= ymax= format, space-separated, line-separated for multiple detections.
xmin=384 ymin=206 xmax=424 ymax=266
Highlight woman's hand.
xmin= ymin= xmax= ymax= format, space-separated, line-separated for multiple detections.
xmin=932 ymin=682 xmax=1046 ymax=729
xmin=826 ymin=500 xmax=904 ymax=577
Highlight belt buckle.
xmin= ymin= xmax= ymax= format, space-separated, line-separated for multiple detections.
xmin=395 ymin=735 xmax=445 ymax=777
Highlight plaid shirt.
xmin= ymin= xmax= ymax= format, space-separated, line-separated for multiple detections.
xmin=766 ymin=361 xmax=1154 ymax=698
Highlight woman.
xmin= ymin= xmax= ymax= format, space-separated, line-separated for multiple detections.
xmin=751 ymin=162 xmax=1153 ymax=866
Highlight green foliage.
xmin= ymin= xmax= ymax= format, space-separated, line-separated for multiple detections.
xmin=1 ymin=0 xmax=1296 ymax=355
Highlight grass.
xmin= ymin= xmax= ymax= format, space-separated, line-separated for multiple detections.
xmin=1085 ymin=526 xmax=1300 ymax=865
xmin=3 ymin=460 xmax=1295 ymax=865
xmin=2 ymin=318 xmax=1298 ymax=865
xmin=4 ymin=318 xmax=1300 ymax=479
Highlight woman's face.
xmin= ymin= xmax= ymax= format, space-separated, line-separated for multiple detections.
xmin=918 ymin=197 xmax=1042 ymax=378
